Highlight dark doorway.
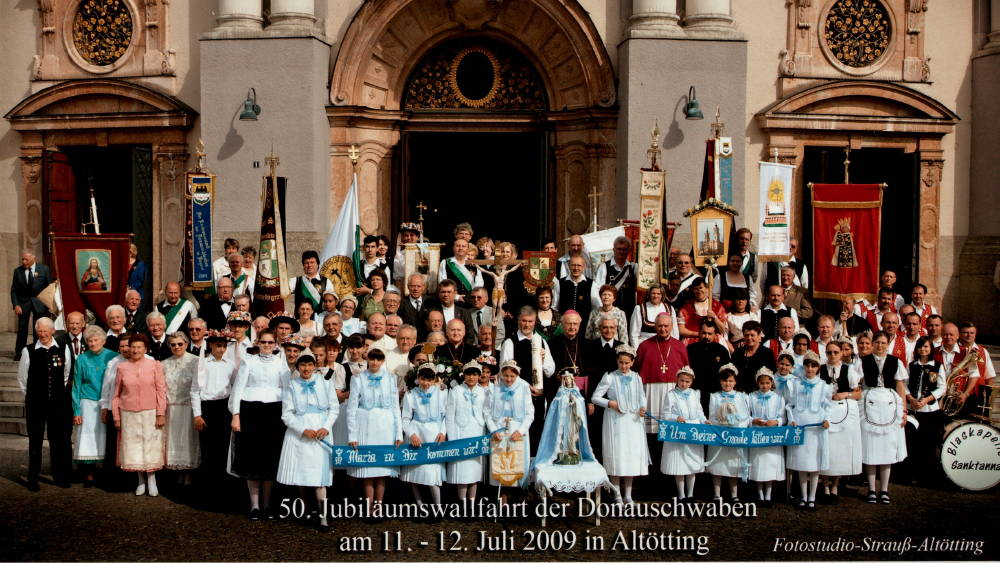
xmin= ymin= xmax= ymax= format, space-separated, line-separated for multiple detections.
xmin=801 ymin=146 xmax=919 ymax=306
xmin=50 ymin=145 xmax=154 ymax=304
xmin=402 ymin=131 xmax=549 ymax=252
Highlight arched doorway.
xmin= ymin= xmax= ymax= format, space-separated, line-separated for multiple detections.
xmin=6 ymin=79 xmax=196 ymax=296
xmin=756 ymin=80 xmax=959 ymax=305
xmin=327 ymin=0 xmax=617 ymax=246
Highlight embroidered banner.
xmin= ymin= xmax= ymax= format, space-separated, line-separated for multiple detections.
xmin=188 ymin=173 xmax=215 ymax=287
xmin=810 ymin=183 xmax=884 ymax=302
xmin=637 ymin=169 xmax=666 ymax=290
xmin=324 ymin=432 xmax=496 ymax=467
xmin=252 ymin=175 xmax=291 ymax=316
xmin=656 ymin=420 xmax=821 ymax=448
xmin=757 ymin=162 xmax=794 ymax=261
xmin=51 ymin=233 xmax=131 ymax=326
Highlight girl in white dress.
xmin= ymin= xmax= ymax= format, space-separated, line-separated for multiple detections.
xmin=773 ymin=353 xmax=797 ymax=404
xmin=446 ymin=361 xmax=488 ymax=504
xmin=346 ymin=348 xmax=403 ymax=508
xmin=707 ymin=370 xmax=750 ymax=502
xmin=748 ymin=368 xmax=785 ymax=507
xmin=786 ymin=351 xmax=831 ymax=510
xmin=277 ymin=354 xmax=339 ymax=530
xmin=819 ymin=341 xmax=862 ymax=504
xmin=485 ymin=360 xmax=534 ymax=498
xmin=659 ymin=366 xmax=705 ymax=501
xmin=401 ymin=365 xmax=447 ymax=508
xmin=591 ymin=344 xmax=649 ymax=504
xmin=860 ymin=331 xmax=908 ymax=505
xmin=591 ymin=344 xmax=650 ymax=504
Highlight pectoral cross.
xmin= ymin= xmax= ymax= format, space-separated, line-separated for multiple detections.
xmin=661 ymin=364 xmax=668 ymax=375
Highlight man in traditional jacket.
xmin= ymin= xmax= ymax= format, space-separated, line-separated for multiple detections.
xmin=156 ymin=282 xmax=197 ymax=336
xmin=590 ymin=236 xmax=637 ymax=321
xmin=438 ymin=239 xmax=483 ymax=301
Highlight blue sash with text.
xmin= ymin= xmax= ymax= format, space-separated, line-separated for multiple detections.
xmin=323 ymin=432 xmax=497 ymax=467
xmin=656 ymin=420 xmax=822 ymax=448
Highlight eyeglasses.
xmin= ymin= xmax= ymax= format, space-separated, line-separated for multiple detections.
xmin=169 ymin=342 xmax=186 ymax=348
xmin=258 ymin=340 xmax=276 ymax=345
xmin=826 ymin=351 xmax=839 ymax=355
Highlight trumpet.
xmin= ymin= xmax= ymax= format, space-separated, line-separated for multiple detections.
xmin=941 ymin=348 xmax=981 ymax=417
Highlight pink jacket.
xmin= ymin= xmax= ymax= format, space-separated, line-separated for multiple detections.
xmin=112 ymin=357 xmax=166 ymax=421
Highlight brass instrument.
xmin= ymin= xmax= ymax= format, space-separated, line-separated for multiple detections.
xmin=941 ymin=348 xmax=981 ymax=417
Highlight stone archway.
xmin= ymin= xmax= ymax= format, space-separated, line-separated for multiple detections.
xmin=756 ymin=80 xmax=959 ymax=306
xmin=6 ymin=78 xmax=196 ymax=294
xmin=327 ymin=0 xmax=617 ymax=240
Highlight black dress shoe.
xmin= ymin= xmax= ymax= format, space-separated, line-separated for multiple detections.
xmin=264 ymin=507 xmax=276 ymax=520
xmin=57 ymin=481 xmax=71 ymax=489
xmin=26 ymin=481 xmax=40 ymax=492
xmin=83 ymin=480 xmax=95 ymax=489
xmin=249 ymin=508 xmax=262 ymax=521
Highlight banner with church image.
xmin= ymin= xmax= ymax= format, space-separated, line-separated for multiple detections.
xmin=757 ymin=161 xmax=794 ymax=261
xmin=810 ymin=183 xmax=885 ymax=302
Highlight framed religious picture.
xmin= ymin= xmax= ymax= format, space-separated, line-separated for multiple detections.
xmin=76 ymin=249 xmax=112 ymax=293
xmin=684 ymin=198 xmax=738 ymax=268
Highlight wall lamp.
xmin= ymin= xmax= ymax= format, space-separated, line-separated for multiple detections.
xmin=684 ymin=86 xmax=704 ymax=120
xmin=239 ymin=88 xmax=261 ymax=121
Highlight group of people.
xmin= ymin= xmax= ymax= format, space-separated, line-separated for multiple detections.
xmin=8 ymin=221 xmax=996 ymax=527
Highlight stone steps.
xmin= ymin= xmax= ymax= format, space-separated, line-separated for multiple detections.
xmin=0 ymin=417 xmax=27 ymax=436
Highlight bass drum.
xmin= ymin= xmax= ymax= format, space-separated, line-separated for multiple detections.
xmin=940 ymin=421 xmax=1000 ymax=491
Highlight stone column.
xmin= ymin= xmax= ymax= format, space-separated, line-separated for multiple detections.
xmin=987 ymin=0 xmax=1000 ymax=50
xmin=268 ymin=0 xmax=316 ymax=32
xmin=215 ymin=0 xmax=263 ymax=31
xmin=917 ymin=146 xmax=944 ymax=308
xmin=152 ymin=146 xmax=188 ymax=292
xmin=683 ymin=0 xmax=737 ymax=35
xmin=627 ymin=0 xmax=683 ymax=38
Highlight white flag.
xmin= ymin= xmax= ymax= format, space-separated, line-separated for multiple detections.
xmin=320 ymin=173 xmax=361 ymax=296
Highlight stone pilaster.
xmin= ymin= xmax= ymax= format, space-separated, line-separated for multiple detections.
xmin=627 ymin=0 xmax=683 ymax=39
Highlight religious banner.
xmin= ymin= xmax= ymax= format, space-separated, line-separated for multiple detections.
xmin=402 ymin=242 xmax=442 ymax=295
xmin=252 ymin=171 xmax=290 ymax=317
xmin=51 ymin=233 xmax=130 ymax=326
xmin=581 ymin=226 xmax=626 ymax=275
xmin=810 ymin=183 xmax=885 ymax=302
xmin=683 ymin=199 xmax=737 ymax=268
xmin=187 ymin=172 xmax=215 ymax=288
xmin=656 ymin=419 xmax=822 ymax=448
xmin=757 ymin=161 xmax=794 ymax=261
xmin=320 ymin=171 xmax=362 ymax=298
xmin=324 ymin=432 xmax=495 ymax=468
xmin=699 ymin=138 xmax=735 ymax=205
xmin=637 ymin=169 xmax=666 ymax=290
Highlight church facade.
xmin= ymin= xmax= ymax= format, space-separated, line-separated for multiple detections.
xmin=1 ymin=0 xmax=998 ymax=336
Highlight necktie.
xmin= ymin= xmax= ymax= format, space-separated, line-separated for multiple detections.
xmin=126 ymin=310 xmax=134 ymax=326
xmin=26 ymin=268 xmax=32 ymax=285
xmin=414 ymin=299 xmax=421 ymax=311
xmin=72 ymin=336 xmax=80 ymax=356
xmin=477 ymin=310 xmax=483 ymax=328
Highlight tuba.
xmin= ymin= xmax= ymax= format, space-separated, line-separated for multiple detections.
xmin=941 ymin=347 xmax=981 ymax=417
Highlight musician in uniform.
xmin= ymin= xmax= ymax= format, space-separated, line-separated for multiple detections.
xmin=953 ymin=321 xmax=996 ymax=418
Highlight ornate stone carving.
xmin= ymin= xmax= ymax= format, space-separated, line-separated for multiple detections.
xmin=446 ymin=0 xmax=502 ymax=30
xmin=403 ymin=40 xmax=546 ymax=110
xmin=823 ymin=0 xmax=892 ymax=68
xmin=20 ymin=156 xmax=42 ymax=185
xmin=72 ymin=0 xmax=134 ymax=66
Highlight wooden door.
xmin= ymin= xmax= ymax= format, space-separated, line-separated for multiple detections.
xmin=43 ymin=151 xmax=79 ymax=263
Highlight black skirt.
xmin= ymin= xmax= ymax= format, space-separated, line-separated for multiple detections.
xmin=231 ymin=401 xmax=285 ymax=480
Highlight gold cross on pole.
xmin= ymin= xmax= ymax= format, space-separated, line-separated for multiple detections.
xmin=347 ymin=145 xmax=360 ymax=169
xmin=416 ymin=201 xmax=427 ymax=243
xmin=646 ymin=120 xmax=662 ymax=170
xmin=710 ymin=106 xmax=725 ymax=139
xmin=264 ymin=150 xmax=280 ymax=178
xmin=588 ymin=184 xmax=602 ymax=233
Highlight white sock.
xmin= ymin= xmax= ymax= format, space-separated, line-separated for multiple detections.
xmin=623 ymin=477 xmax=633 ymax=500
xmin=764 ymin=482 xmax=773 ymax=501
xmin=686 ymin=474 xmax=696 ymax=498
xmin=675 ymin=476 xmax=686 ymax=499
xmin=728 ymin=479 xmax=738 ymax=499
xmin=807 ymin=472 xmax=819 ymax=502
xmin=865 ymin=465 xmax=877 ymax=492
xmin=467 ymin=483 xmax=477 ymax=503
xmin=411 ymin=484 xmax=424 ymax=506
xmin=879 ymin=465 xmax=891 ymax=492
xmin=712 ymin=475 xmax=722 ymax=498
xmin=146 ymin=472 xmax=158 ymax=495
xmin=429 ymin=485 xmax=441 ymax=505
xmin=756 ymin=482 xmax=765 ymax=500
xmin=799 ymin=472 xmax=809 ymax=501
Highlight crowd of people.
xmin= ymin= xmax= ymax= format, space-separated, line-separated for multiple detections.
xmin=8 ymin=222 xmax=997 ymax=529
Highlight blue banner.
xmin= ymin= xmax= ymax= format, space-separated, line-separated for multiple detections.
xmin=718 ymin=146 xmax=733 ymax=204
xmin=656 ymin=420 xmax=822 ymax=448
xmin=323 ymin=432 xmax=497 ymax=467
xmin=189 ymin=174 xmax=214 ymax=286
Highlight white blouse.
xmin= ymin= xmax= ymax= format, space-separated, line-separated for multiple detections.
xmin=229 ymin=353 xmax=289 ymax=412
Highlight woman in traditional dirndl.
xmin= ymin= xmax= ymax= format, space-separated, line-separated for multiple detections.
xmin=860 ymin=331 xmax=908 ymax=505
xmin=591 ymin=344 xmax=650 ymax=504
xmin=346 ymin=348 xmax=403 ymax=507
xmin=229 ymin=329 xmax=289 ymax=519
xmin=401 ymin=364 xmax=448 ymax=507
xmin=446 ymin=361 xmax=488 ymax=503
xmin=659 ymin=366 xmax=706 ymax=501
xmin=112 ymin=333 xmax=167 ymax=496
xmin=71 ymin=326 xmax=118 ymax=486
xmin=748 ymin=368 xmax=786 ymax=506
xmin=162 ymin=332 xmax=201 ymax=475
xmin=277 ymin=353 xmax=338 ymax=530
xmin=819 ymin=340 xmax=862 ymax=504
